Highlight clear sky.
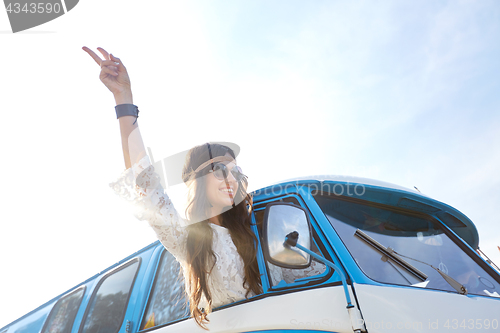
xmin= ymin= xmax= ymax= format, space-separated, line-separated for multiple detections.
xmin=1 ymin=0 xmax=499 ymax=328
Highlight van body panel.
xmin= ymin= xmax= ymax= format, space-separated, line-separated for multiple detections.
xmin=354 ymin=283 xmax=500 ymax=332
xmin=144 ymin=286 xmax=354 ymax=333
xmin=5 ymin=307 xmax=50 ymax=333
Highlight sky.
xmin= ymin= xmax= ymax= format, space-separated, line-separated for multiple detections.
xmin=1 ymin=0 xmax=499 ymax=328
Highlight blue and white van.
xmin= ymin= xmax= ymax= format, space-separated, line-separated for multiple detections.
xmin=2 ymin=176 xmax=499 ymax=333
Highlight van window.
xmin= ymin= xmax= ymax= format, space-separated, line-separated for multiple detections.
xmin=314 ymin=193 xmax=500 ymax=297
xmin=80 ymin=260 xmax=139 ymax=333
xmin=41 ymin=287 xmax=85 ymax=333
xmin=255 ymin=196 xmax=328 ymax=288
xmin=140 ymin=250 xmax=188 ymax=330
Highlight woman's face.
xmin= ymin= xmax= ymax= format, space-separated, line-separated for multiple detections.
xmin=205 ymin=155 xmax=240 ymax=213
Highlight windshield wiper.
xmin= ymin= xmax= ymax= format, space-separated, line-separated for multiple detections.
xmin=354 ymin=229 xmax=427 ymax=281
xmin=354 ymin=229 xmax=467 ymax=295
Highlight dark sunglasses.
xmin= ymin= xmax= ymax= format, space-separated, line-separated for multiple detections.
xmin=209 ymin=163 xmax=246 ymax=182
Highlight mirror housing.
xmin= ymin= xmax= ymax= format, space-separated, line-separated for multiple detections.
xmin=262 ymin=202 xmax=312 ymax=269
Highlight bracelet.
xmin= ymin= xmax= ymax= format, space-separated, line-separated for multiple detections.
xmin=115 ymin=104 xmax=139 ymax=125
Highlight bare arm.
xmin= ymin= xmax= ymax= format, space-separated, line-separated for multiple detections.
xmin=82 ymin=47 xmax=146 ymax=169
xmin=114 ymin=91 xmax=146 ymax=169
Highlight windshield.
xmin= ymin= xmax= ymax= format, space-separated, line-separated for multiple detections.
xmin=314 ymin=193 xmax=500 ymax=298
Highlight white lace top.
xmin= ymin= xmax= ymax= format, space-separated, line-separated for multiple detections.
xmin=109 ymin=155 xmax=325 ymax=309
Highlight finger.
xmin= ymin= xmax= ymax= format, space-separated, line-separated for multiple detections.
xmin=102 ymin=64 xmax=119 ymax=73
xmin=110 ymin=54 xmax=126 ymax=70
xmin=82 ymin=46 xmax=103 ymax=66
xmin=97 ymin=47 xmax=111 ymax=61
xmin=101 ymin=66 xmax=118 ymax=77
xmin=101 ymin=59 xmax=120 ymax=67
xmin=100 ymin=60 xmax=119 ymax=73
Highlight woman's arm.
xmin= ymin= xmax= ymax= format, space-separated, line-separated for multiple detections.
xmin=118 ymin=110 xmax=146 ymax=169
xmin=83 ymin=47 xmax=189 ymax=263
xmin=82 ymin=47 xmax=146 ymax=169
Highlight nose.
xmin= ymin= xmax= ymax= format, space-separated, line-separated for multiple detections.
xmin=225 ymin=170 xmax=237 ymax=183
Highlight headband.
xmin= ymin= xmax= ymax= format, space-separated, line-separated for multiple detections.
xmin=194 ymin=156 xmax=235 ymax=173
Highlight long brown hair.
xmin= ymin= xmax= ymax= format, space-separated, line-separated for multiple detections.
xmin=181 ymin=143 xmax=262 ymax=329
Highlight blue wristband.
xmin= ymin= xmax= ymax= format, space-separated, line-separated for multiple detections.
xmin=115 ymin=104 xmax=139 ymax=125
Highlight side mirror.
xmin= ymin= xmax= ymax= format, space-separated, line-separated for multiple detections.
xmin=262 ymin=202 xmax=312 ymax=269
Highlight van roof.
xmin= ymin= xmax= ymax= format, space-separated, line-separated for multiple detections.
xmin=268 ymin=174 xmax=424 ymax=195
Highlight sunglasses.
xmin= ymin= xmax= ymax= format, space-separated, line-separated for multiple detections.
xmin=209 ymin=163 xmax=246 ymax=182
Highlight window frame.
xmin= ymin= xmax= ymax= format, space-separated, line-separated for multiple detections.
xmin=253 ymin=193 xmax=337 ymax=293
xmin=138 ymin=248 xmax=189 ymax=332
xmin=77 ymin=258 xmax=141 ymax=333
xmin=40 ymin=286 xmax=86 ymax=333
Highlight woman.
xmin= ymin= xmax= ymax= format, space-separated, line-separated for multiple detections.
xmin=82 ymin=46 xmax=262 ymax=329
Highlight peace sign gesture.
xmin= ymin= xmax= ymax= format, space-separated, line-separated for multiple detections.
xmin=82 ymin=46 xmax=132 ymax=98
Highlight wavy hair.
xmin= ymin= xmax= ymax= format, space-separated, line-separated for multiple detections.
xmin=181 ymin=143 xmax=262 ymax=329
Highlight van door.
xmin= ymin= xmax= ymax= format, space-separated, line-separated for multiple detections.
xmin=135 ymin=193 xmax=359 ymax=333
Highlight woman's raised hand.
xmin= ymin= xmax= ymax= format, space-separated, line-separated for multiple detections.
xmin=82 ymin=46 xmax=132 ymax=99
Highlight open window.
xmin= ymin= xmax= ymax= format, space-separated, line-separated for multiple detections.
xmin=140 ymin=249 xmax=188 ymax=330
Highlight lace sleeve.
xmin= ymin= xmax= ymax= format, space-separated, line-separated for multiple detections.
xmin=109 ymin=155 xmax=188 ymax=264
xmin=267 ymin=262 xmax=285 ymax=286
xmin=267 ymin=260 xmax=327 ymax=287
xmin=282 ymin=259 xmax=326 ymax=282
